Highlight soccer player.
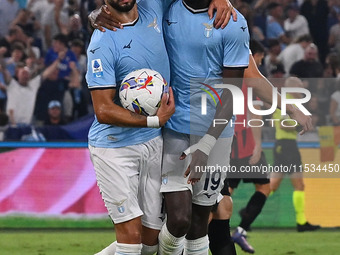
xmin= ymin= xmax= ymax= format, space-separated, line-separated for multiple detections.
xmin=208 ymin=49 xmax=314 ymax=255
xmin=85 ymin=1 xmax=175 ymax=255
xmin=158 ymin=1 xmax=249 ymax=254
xmin=228 ymin=40 xmax=270 ymax=254
xmin=270 ymin=77 xmax=320 ymax=232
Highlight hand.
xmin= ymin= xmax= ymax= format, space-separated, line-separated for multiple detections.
xmin=156 ymin=87 xmax=175 ymax=126
xmin=0 ymin=47 xmax=7 ymax=56
xmin=181 ymin=150 xmax=208 ymax=185
xmin=208 ymin=0 xmax=237 ymax=29
xmin=58 ymin=50 xmax=66 ymax=60
xmin=88 ymin=5 xmax=123 ymax=32
xmin=249 ymin=146 xmax=262 ymax=165
xmin=288 ymin=106 xmax=313 ymax=135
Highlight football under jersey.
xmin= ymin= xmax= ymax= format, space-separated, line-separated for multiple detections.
xmin=86 ymin=0 xmax=170 ymax=148
xmin=163 ymin=0 xmax=250 ymax=137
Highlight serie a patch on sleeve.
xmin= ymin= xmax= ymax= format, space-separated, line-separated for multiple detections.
xmin=92 ymin=59 xmax=104 ymax=78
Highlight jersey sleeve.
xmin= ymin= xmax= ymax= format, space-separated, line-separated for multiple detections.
xmin=86 ymin=30 xmax=117 ymax=90
xmin=222 ymin=10 xmax=250 ymax=68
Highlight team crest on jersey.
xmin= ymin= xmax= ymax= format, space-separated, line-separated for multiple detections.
xmin=148 ymin=17 xmax=161 ymax=33
xmin=92 ymin=59 xmax=103 ymax=78
xmin=162 ymin=174 xmax=168 ymax=185
xmin=202 ymin=23 xmax=213 ymax=38
xmin=114 ymin=199 xmax=127 ymax=213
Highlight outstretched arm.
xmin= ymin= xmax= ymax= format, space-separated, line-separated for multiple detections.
xmin=245 ymin=55 xmax=313 ymax=134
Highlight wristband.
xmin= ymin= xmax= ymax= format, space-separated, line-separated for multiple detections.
xmin=147 ymin=116 xmax=160 ymax=128
xmin=183 ymin=134 xmax=217 ymax=156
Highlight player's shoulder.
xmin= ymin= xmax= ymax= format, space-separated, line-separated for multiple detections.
xmin=87 ymin=30 xmax=117 ymax=54
xmin=223 ymin=9 xmax=248 ymax=33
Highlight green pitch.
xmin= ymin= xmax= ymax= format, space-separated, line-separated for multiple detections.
xmin=0 ymin=229 xmax=339 ymax=255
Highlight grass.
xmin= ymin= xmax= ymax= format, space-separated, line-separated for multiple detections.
xmin=0 ymin=228 xmax=339 ymax=255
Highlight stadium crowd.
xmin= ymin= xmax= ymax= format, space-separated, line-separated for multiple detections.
xmin=0 ymin=0 xmax=339 ymax=141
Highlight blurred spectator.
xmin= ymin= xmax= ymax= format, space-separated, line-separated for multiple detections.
xmin=28 ymin=0 xmax=55 ymax=52
xmin=44 ymin=100 xmax=66 ymax=125
xmin=0 ymin=26 xmax=26 ymax=58
xmin=330 ymin=83 xmax=340 ymax=125
xmin=6 ymin=42 xmax=26 ymax=76
xmin=266 ymin=2 xmax=291 ymax=48
xmin=269 ymin=63 xmax=286 ymax=79
xmin=0 ymin=112 xmax=9 ymax=141
xmin=34 ymin=52 xmax=78 ymax=125
xmin=42 ymin=0 xmax=69 ymax=50
xmin=300 ymin=0 xmax=329 ymax=63
xmin=6 ymin=54 xmax=72 ymax=126
xmin=44 ymin=33 xmax=79 ymax=82
xmin=277 ymin=34 xmax=313 ymax=75
xmin=284 ymin=3 xmax=310 ymax=41
xmin=290 ymin=43 xmax=323 ymax=78
xmin=307 ymin=95 xmax=327 ymax=126
xmin=0 ymin=61 xmax=11 ymax=112
xmin=6 ymin=65 xmax=41 ymax=126
xmin=264 ymin=39 xmax=281 ymax=75
xmin=329 ymin=12 xmax=340 ymax=56
xmin=0 ymin=0 xmax=20 ymax=37
xmin=67 ymin=14 xmax=88 ymax=43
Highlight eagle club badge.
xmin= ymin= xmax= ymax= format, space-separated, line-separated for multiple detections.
xmin=148 ymin=17 xmax=161 ymax=33
xmin=203 ymin=23 xmax=213 ymax=38
xmin=114 ymin=199 xmax=127 ymax=213
xmin=162 ymin=174 xmax=168 ymax=185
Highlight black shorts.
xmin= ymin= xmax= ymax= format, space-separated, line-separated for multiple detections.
xmin=274 ymin=139 xmax=302 ymax=173
xmin=212 ymin=179 xmax=230 ymax=212
xmin=227 ymin=152 xmax=270 ymax=189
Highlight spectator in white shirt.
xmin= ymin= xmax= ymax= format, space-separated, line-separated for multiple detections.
xmin=277 ymin=34 xmax=313 ymax=75
xmin=284 ymin=3 xmax=310 ymax=41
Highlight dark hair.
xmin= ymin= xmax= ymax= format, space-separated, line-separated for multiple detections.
xmin=250 ymin=39 xmax=265 ymax=55
xmin=267 ymin=38 xmax=280 ymax=48
xmin=267 ymin=2 xmax=280 ymax=11
xmin=53 ymin=34 xmax=69 ymax=47
xmin=70 ymin=39 xmax=84 ymax=48
xmin=296 ymin=34 xmax=313 ymax=43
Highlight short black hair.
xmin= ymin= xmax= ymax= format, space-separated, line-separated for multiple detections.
xmin=267 ymin=2 xmax=280 ymax=11
xmin=267 ymin=38 xmax=280 ymax=48
xmin=53 ymin=34 xmax=69 ymax=47
xmin=250 ymin=39 xmax=265 ymax=55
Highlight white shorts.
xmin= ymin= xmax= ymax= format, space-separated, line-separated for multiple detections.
xmin=160 ymin=129 xmax=232 ymax=206
xmin=89 ymin=136 xmax=164 ymax=230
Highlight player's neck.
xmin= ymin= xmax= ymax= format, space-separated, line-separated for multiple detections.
xmin=107 ymin=4 xmax=138 ymax=25
xmin=183 ymin=0 xmax=210 ymax=10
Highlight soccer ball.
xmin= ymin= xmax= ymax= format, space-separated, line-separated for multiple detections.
xmin=119 ymin=68 xmax=169 ymax=116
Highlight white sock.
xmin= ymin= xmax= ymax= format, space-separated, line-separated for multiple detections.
xmin=141 ymin=244 xmax=158 ymax=255
xmin=115 ymin=243 xmax=142 ymax=255
xmin=95 ymin=241 xmax=117 ymax=255
xmin=236 ymin=226 xmax=247 ymax=236
xmin=183 ymin=236 xmax=209 ymax=255
xmin=158 ymin=224 xmax=185 ymax=255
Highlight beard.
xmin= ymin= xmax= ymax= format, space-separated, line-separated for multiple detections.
xmin=108 ymin=0 xmax=136 ymax=12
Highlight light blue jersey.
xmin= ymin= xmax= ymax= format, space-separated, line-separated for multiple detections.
xmin=86 ymin=0 xmax=170 ymax=148
xmin=164 ymin=0 xmax=250 ymax=137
